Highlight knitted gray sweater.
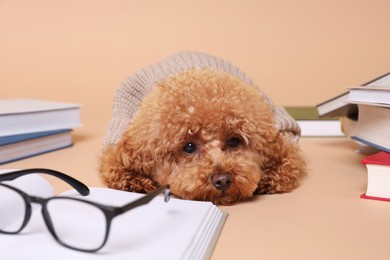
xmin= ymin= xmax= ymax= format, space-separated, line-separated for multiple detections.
xmin=103 ymin=51 xmax=300 ymax=148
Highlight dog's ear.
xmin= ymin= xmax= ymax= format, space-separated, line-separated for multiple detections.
xmin=99 ymin=123 xmax=163 ymax=193
xmin=237 ymin=111 xmax=306 ymax=195
xmin=253 ymin=130 xmax=306 ymax=194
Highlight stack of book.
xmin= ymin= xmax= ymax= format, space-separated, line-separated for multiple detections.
xmin=347 ymin=79 xmax=390 ymax=202
xmin=316 ymin=72 xmax=390 ymax=201
xmin=0 ymin=99 xmax=81 ymax=164
xmin=316 ymin=72 xmax=390 ymax=136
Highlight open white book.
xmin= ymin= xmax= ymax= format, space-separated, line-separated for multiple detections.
xmin=0 ymin=170 xmax=228 ymax=260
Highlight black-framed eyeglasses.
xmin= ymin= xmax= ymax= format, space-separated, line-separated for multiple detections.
xmin=0 ymin=168 xmax=170 ymax=253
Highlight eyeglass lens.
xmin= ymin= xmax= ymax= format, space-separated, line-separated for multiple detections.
xmin=0 ymin=185 xmax=27 ymax=233
xmin=0 ymin=184 xmax=108 ymax=251
xmin=46 ymin=198 xmax=108 ymax=251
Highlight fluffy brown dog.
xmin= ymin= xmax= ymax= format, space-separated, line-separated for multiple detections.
xmin=99 ymin=52 xmax=306 ymax=205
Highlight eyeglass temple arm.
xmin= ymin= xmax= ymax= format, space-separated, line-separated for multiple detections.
xmin=0 ymin=168 xmax=90 ymax=196
xmin=118 ymin=185 xmax=170 ymax=214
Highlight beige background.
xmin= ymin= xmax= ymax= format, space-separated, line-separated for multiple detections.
xmin=2 ymin=1 xmax=390 ymax=259
xmin=2 ymin=0 xmax=390 ymax=110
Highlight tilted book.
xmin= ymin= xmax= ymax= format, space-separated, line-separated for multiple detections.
xmin=316 ymin=72 xmax=390 ymax=118
xmin=0 ymin=99 xmax=81 ymax=136
xmin=0 ymin=170 xmax=228 ymax=259
xmin=360 ymin=151 xmax=390 ymax=202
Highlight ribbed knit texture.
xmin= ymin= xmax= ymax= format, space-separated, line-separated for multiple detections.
xmin=103 ymin=51 xmax=300 ymax=148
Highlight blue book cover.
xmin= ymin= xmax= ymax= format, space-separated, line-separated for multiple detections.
xmin=0 ymin=129 xmax=73 ymax=164
xmin=351 ymin=136 xmax=390 ymax=153
xmin=0 ymin=129 xmax=71 ymax=146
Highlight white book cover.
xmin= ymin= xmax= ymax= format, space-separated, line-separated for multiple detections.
xmin=0 ymin=99 xmax=81 ymax=136
xmin=348 ymin=86 xmax=390 ymax=106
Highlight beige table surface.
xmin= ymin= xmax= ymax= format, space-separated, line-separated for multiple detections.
xmin=1 ymin=115 xmax=389 ymax=260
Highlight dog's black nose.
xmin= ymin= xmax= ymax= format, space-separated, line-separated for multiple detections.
xmin=211 ymin=173 xmax=232 ymax=191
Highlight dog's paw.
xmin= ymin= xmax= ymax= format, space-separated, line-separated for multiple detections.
xmin=105 ymin=171 xmax=159 ymax=193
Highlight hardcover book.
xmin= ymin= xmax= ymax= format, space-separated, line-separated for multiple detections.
xmin=351 ymin=105 xmax=390 ymax=153
xmin=0 ymin=99 xmax=81 ymax=136
xmin=316 ymin=72 xmax=390 ymax=118
xmin=0 ymin=130 xmax=73 ymax=164
xmin=360 ymin=151 xmax=390 ymax=202
xmin=348 ymin=85 xmax=390 ymax=106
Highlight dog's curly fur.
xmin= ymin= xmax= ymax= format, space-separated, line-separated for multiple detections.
xmin=99 ymin=69 xmax=306 ymax=205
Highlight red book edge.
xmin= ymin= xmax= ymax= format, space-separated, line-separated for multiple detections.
xmin=361 ymin=151 xmax=390 ymax=166
xmin=360 ymin=193 xmax=390 ymax=202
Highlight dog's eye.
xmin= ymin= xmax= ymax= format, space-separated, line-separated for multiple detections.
xmin=227 ymin=137 xmax=241 ymax=148
xmin=183 ymin=143 xmax=197 ymax=154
